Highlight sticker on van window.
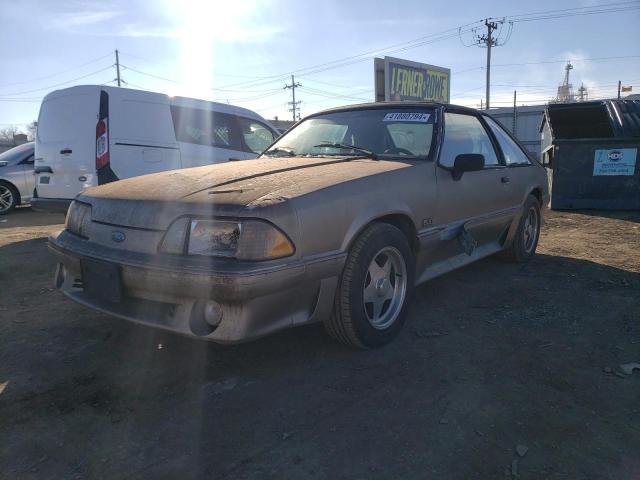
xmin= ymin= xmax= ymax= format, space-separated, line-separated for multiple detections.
xmin=383 ymin=112 xmax=430 ymax=122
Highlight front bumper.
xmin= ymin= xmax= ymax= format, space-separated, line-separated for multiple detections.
xmin=49 ymin=230 xmax=345 ymax=343
xmin=31 ymin=197 xmax=72 ymax=214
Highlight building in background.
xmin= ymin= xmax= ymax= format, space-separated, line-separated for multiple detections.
xmin=0 ymin=134 xmax=29 ymax=154
xmin=487 ymin=105 xmax=545 ymax=160
xmin=270 ymin=117 xmax=296 ymax=134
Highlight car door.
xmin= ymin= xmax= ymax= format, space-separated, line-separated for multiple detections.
xmin=18 ymin=152 xmax=35 ymax=200
xmin=432 ymin=110 xmax=513 ymax=260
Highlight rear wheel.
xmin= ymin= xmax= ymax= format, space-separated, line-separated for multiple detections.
xmin=0 ymin=182 xmax=18 ymax=215
xmin=502 ymin=195 xmax=541 ymax=262
xmin=325 ymin=223 xmax=415 ymax=348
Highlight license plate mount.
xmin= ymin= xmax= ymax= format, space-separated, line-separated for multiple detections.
xmin=81 ymin=259 xmax=122 ymax=303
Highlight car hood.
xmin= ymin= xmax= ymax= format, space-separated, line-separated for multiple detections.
xmin=80 ymin=156 xmax=412 ymax=230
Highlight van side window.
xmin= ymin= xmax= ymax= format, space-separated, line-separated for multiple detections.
xmin=170 ymin=106 xmax=241 ymax=150
xmin=238 ymin=118 xmax=276 ymax=153
xmin=440 ymin=112 xmax=499 ymax=168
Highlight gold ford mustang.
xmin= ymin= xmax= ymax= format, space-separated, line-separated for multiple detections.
xmin=49 ymin=102 xmax=549 ymax=348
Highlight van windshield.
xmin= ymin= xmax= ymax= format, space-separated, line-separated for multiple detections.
xmin=262 ymin=108 xmax=436 ymax=159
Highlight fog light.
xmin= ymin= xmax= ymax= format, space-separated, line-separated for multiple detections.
xmin=204 ymin=300 xmax=223 ymax=327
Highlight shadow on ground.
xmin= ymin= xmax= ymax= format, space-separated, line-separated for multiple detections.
xmin=550 ymin=208 xmax=640 ymax=223
xmin=0 ymin=206 xmax=65 ymax=229
xmin=1 ymin=234 xmax=639 ymax=479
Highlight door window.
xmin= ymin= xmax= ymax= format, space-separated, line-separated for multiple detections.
xmin=440 ymin=113 xmax=499 ymax=167
xmin=238 ymin=118 xmax=276 ymax=153
xmin=484 ymin=116 xmax=531 ymax=166
xmin=20 ymin=154 xmax=35 ymax=165
xmin=170 ymin=106 xmax=242 ymax=150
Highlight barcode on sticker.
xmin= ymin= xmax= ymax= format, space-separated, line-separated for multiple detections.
xmin=383 ymin=112 xmax=430 ymax=122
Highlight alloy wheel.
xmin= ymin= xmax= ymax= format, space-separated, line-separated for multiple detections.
xmin=362 ymin=246 xmax=408 ymax=330
xmin=523 ymin=206 xmax=539 ymax=253
xmin=0 ymin=185 xmax=14 ymax=213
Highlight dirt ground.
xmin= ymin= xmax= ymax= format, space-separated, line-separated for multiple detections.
xmin=1 ymin=206 xmax=639 ymax=479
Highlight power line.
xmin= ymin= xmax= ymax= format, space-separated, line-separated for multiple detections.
xmin=121 ymin=64 xmax=287 ymax=94
xmin=0 ymin=66 xmax=114 ymax=97
xmin=216 ymin=1 xmax=640 ymax=91
xmin=506 ymin=3 xmax=640 ymax=22
xmin=119 ymin=51 xmax=273 ymax=80
xmin=0 ymin=52 xmax=112 ymax=89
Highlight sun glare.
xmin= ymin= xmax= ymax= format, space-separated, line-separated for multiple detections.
xmin=167 ymin=0 xmax=262 ymax=99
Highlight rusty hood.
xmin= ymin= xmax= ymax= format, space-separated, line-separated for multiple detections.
xmin=80 ymin=156 xmax=413 ymax=230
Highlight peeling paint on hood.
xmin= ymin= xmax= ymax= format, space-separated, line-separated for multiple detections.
xmin=79 ymin=156 xmax=413 ymax=230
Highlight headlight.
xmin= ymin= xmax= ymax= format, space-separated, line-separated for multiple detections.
xmin=65 ymin=201 xmax=92 ymax=238
xmin=159 ymin=219 xmax=295 ymax=260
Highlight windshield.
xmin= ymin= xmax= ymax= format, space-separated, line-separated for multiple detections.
xmin=262 ymin=108 xmax=436 ymax=159
xmin=0 ymin=143 xmax=34 ymax=164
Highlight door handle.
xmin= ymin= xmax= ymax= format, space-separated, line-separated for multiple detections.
xmin=60 ymin=148 xmax=72 ymax=155
xmin=501 ymin=176 xmax=510 ymax=184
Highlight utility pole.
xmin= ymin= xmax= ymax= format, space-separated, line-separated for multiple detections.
xmin=480 ymin=98 xmax=483 ymax=110
xmin=284 ymin=75 xmax=301 ymax=122
xmin=484 ymin=20 xmax=498 ymax=110
xmin=618 ymin=80 xmax=622 ymax=100
xmin=578 ymin=83 xmax=588 ymax=102
xmin=512 ymin=90 xmax=517 ymax=134
xmin=471 ymin=18 xmax=508 ymax=110
xmin=115 ymin=49 xmax=122 ymax=87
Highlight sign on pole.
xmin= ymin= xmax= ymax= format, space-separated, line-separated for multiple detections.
xmin=374 ymin=56 xmax=450 ymax=103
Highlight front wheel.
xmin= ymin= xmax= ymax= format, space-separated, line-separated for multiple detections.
xmin=325 ymin=223 xmax=415 ymax=348
xmin=0 ymin=182 xmax=18 ymax=215
xmin=501 ymin=195 xmax=541 ymax=262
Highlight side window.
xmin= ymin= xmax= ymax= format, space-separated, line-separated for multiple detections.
xmin=238 ymin=118 xmax=276 ymax=153
xmin=439 ymin=112 xmax=499 ymax=168
xmin=170 ymin=106 xmax=241 ymax=150
xmin=20 ymin=154 xmax=35 ymax=165
xmin=484 ymin=116 xmax=531 ymax=166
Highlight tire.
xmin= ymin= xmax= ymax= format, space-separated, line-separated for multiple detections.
xmin=501 ymin=195 xmax=541 ymax=263
xmin=0 ymin=182 xmax=18 ymax=215
xmin=325 ymin=223 xmax=415 ymax=348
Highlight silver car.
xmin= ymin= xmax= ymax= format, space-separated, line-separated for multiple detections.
xmin=49 ymin=103 xmax=549 ymax=348
xmin=0 ymin=142 xmax=35 ymax=214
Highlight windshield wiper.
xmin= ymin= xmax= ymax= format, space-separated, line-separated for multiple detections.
xmin=313 ymin=143 xmax=377 ymax=160
xmin=262 ymin=146 xmax=296 ymax=157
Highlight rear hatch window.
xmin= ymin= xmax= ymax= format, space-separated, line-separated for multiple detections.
xmin=37 ymin=92 xmax=97 ymax=142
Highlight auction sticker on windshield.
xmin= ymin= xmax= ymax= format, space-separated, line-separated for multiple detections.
xmin=383 ymin=112 xmax=430 ymax=122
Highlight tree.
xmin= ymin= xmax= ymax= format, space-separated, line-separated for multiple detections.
xmin=0 ymin=125 xmax=20 ymax=144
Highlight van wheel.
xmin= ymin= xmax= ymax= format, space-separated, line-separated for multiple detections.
xmin=325 ymin=223 xmax=415 ymax=348
xmin=501 ymin=195 xmax=541 ymax=262
xmin=0 ymin=182 xmax=18 ymax=214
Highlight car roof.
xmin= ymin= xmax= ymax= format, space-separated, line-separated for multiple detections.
xmin=308 ymin=101 xmax=481 ymax=117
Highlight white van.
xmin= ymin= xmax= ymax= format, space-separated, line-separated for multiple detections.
xmin=33 ymin=85 xmax=278 ymax=212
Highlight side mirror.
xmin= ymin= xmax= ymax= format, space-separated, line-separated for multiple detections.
xmin=452 ymin=154 xmax=484 ymax=180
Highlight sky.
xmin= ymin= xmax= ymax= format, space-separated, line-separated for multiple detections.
xmin=1 ymin=0 xmax=639 ymax=131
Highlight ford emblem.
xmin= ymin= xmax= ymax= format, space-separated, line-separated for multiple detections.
xmin=111 ymin=231 xmax=126 ymax=243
